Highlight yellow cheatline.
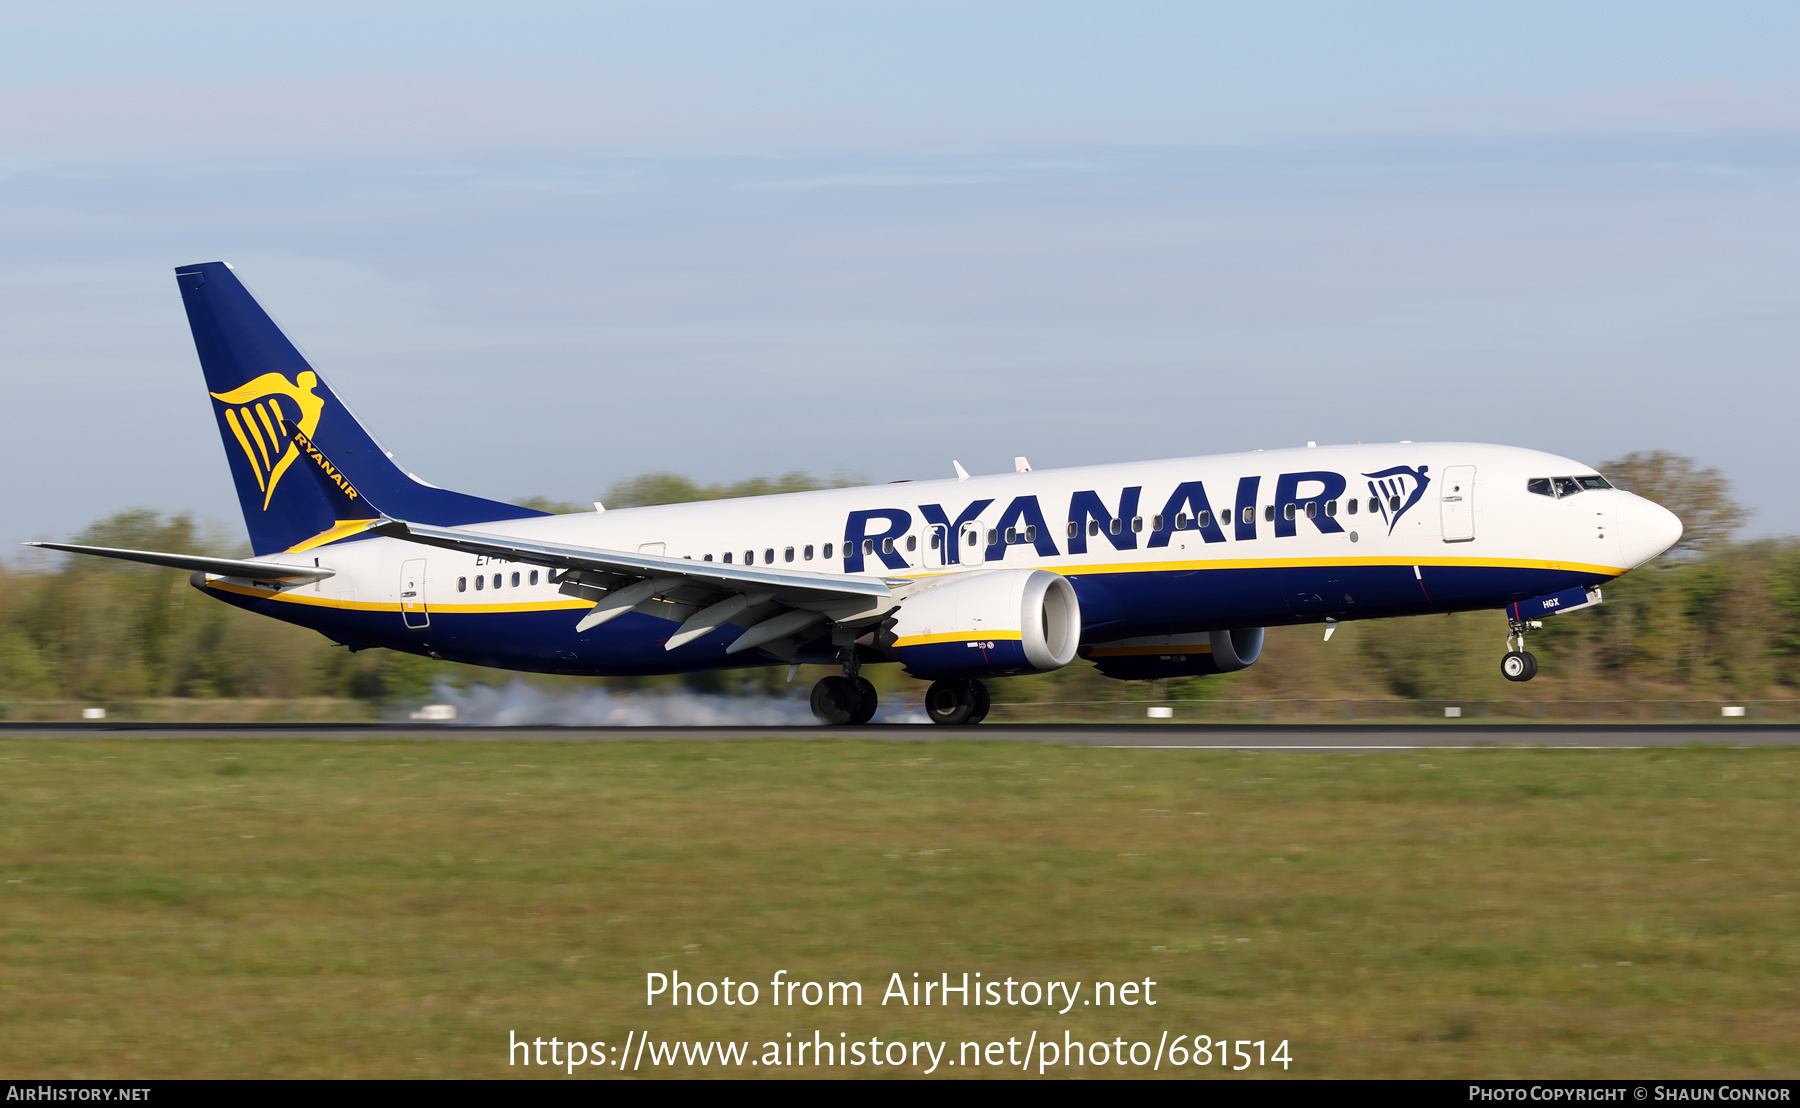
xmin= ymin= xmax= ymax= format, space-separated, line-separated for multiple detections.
xmin=892 ymin=630 xmax=1024 ymax=648
xmin=1087 ymin=644 xmax=1213 ymax=657
xmin=1055 ymin=554 xmax=1624 ymax=577
xmin=207 ymin=579 xmax=591 ymax=614
xmin=889 ymin=555 xmax=1623 ymax=581
xmin=431 ymin=600 xmax=592 ymax=614
xmin=283 ymin=518 xmax=380 ymax=554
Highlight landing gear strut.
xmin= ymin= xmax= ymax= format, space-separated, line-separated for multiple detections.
xmin=1502 ymin=618 xmax=1541 ymax=682
xmin=925 ymin=677 xmax=991 ymax=726
xmin=810 ymin=646 xmax=879 ymax=725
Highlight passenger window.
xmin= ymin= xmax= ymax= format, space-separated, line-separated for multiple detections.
xmin=804 ymin=545 xmax=814 ymax=560
xmin=1109 ymin=518 xmax=1121 ymax=536
xmin=880 ymin=539 xmax=892 ymax=555
xmin=704 ymin=553 xmax=714 ymax=562
xmin=862 ymin=539 xmax=873 ymax=556
xmin=1284 ymin=503 xmax=1296 ymax=521
xmin=1324 ymin=500 xmax=1337 ymax=517
xmin=1152 ymin=514 xmax=1164 ymax=531
xmin=493 ymin=573 xmax=502 ymax=589
xmin=511 ymin=572 xmax=521 ymax=587
xmin=745 ymin=550 xmax=755 ymax=565
xmin=722 ymin=552 xmax=732 ymax=563
xmin=1005 ymin=527 xmax=1017 ymax=544
xmin=1388 ymin=495 xmax=1401 ymax=512
xmin=1132 ymin=516 xmax=1143 ymax=532
xmin=965 ymin=531 xmax=978 ymax=548
xmin=1242 ymin=506 xmax=1254 ymax=526
xmin=1264 ymin=505 xmax=1275 ymax=522
xmin=823 ymin=543 xmax=834 ymax=559
xmin=1305 ymin=501 xmax=1317 ymax=519
xmin=1025 ymin=525 xmax=1036 ymax=543
xmin=530 ymin=570 xmax=539 ymax=585
xmin=1198 ymin=509 xmax=1211 ymax=528
xmin=1175 ymin=513 xmax=1188 ymax=529
xmin=1066 ymin=522 xmax=1077 ymax=538
xmin=458 ymin=577 xmax=467 ymax=592
xmin=906 ymin=535 xmax=917 ymax=552
xmin=1369 ymin=497 xmax=1380 ymax=513
xmin=986 ymin=529 xmax=998 ymax=546
xmin=1347 ymin=498 xmax=1358 ymax=515
xmin=475 ymin=575 xmax=484 ymax=591
xmin=932 ymin=532 xmax=943 ymax=549
xmin=1089 ymin=520 xmax=1100 ymax=537
xmin=784 ymin=546 xmax=795 ymax=562
xmin=765 ymin=548 xmax=774 ymax=563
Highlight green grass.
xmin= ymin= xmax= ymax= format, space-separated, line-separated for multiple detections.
xmin=0 ymin=739 xmax=1795 ymax=1078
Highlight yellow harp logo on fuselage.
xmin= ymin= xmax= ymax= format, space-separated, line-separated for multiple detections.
xmin=210 ymin=371 xmax=327 ymax=510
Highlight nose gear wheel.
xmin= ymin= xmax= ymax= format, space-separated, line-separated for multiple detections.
xmin=1501 ymin=616 xmax=1542 ymax=682
xmin=1501 ymin=650 xmax=1538 ymax=682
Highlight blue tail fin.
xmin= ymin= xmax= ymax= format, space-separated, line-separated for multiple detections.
xmin=175 ymin=261 xmax=545 ymax=555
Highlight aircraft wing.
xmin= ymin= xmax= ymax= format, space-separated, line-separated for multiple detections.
xmin=373 ymin=518 xmax=895 ymax=602
xmin=22 ymin=542 xmax=334 ymax=583
xmin=370 ymin=519 xmax=901 ymax=644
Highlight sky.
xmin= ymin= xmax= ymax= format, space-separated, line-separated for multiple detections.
xmin=2 ymin=2 xmax=1797 ymax=551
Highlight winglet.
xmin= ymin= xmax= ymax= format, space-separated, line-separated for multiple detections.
xmin=953 ymin=460 xmax=970 ymax=481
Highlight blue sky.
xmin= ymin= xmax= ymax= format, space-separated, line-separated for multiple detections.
xmin=3 ymin=3 xmax=1797 ymax=549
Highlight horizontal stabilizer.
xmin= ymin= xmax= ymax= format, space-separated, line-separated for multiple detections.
xmin=23 ymin=542 xmax=334 ymax=583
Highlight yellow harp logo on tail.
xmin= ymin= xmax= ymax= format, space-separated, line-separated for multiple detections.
xmin=210 ymin=371 xmax=327 ymax=510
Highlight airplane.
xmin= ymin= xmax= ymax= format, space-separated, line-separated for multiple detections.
xmin=28 ymin=261 xmax=1685 ymax=725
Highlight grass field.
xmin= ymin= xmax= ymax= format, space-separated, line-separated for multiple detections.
xmin=1 ymin=737 xmax=1794 ymax=1078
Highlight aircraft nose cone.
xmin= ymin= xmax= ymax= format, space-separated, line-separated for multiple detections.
xmin=1616 ymin=491 xmax=1683 ymax=566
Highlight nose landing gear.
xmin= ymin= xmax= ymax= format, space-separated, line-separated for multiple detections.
xmin=810 ymin=646 xmax=879 ymax=724
xmin=924 ymin=677 xmax=990 ymax=726
xmin=1501 ymin=617 xmax=1542 ymax=682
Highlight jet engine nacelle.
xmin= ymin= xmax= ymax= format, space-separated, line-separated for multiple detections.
xmin=1083 ymin=627 xmax=1266 ymax=681
xmin=887 ymin=569 xmax=1082 ymax=678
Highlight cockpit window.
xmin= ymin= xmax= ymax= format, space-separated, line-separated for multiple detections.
xmin=1529 ymin=475 xmax=1613 ymax=499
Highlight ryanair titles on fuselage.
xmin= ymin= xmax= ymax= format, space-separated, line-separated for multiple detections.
xmin=841 ymin=464 xmax=1428 ymax=573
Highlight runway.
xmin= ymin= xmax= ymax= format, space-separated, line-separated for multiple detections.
xmin=2 ymin=722 xmax=1797 ymax=748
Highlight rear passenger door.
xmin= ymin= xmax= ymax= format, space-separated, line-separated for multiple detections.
xmin=400 ymin=558 xmax=429 ymax=629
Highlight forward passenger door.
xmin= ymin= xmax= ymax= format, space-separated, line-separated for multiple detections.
xmin=1441 ymin=466 xmax=1476 ymax=543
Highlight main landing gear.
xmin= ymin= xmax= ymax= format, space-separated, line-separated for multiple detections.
xmin=810 ymin=646 xmax=878 ymax=725
xmin=924 ymin=677 xmax=990 ymax=726
xmin=1502 ymin=617 xmax=1541 ymax=682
